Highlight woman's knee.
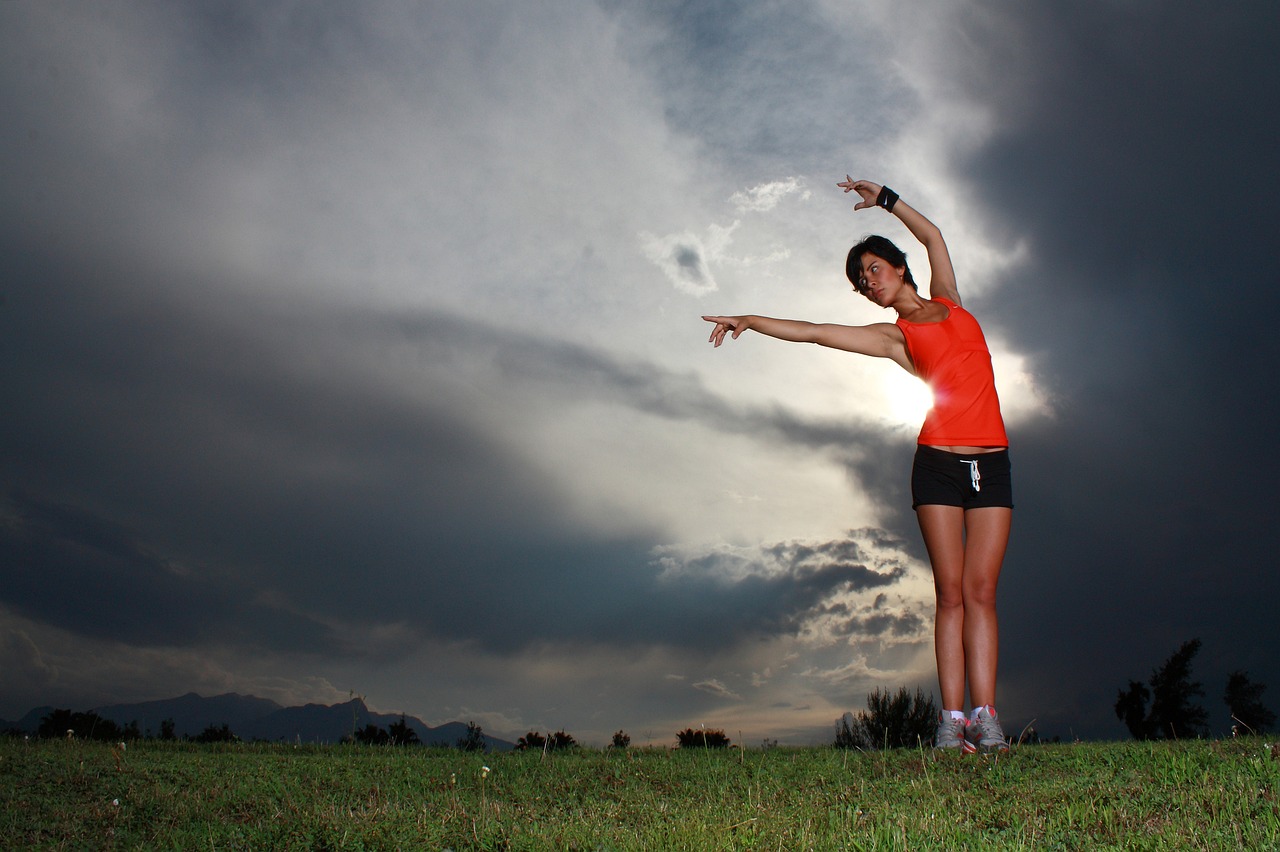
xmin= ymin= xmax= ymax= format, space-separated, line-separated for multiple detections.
xmin=962 ymin=579 xmax=998 ymax=609
xmin=935 ymin=585 xmax=965 ymax=611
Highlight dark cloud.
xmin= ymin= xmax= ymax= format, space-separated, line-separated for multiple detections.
xmin=939 ymin=0 xmax=1280 ymax=737
xmin=610 ymin=0 xmax=912 ymax=173
xmin=0 ymin=627 xmax=57 ymax=691
xmin=0 ymin=234 xmax=917 ymax=668
xmin=675 ymin=246 xmax=703 ymax=274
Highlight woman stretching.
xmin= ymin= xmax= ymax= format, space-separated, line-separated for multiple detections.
xmin=703 ymin=177 xmax=1012 ymax=753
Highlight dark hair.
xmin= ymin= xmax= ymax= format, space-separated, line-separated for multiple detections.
xmin=846 ymin=235 xmax=916 ymax=294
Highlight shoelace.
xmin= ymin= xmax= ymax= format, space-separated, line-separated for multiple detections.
xmin=963 ymin=459 xmax=982 ymax=492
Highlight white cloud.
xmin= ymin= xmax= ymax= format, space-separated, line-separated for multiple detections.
xmin=729 ymin=177 xmax=810 ymax=213
xmin=692 ymin=679 xmax=743 ymax=701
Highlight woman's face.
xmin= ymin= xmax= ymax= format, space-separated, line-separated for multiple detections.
xmin=857 ymin=253 xmax=906 ymax=305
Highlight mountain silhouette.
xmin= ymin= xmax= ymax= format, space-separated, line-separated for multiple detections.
xmin=2 ymin=692 xmax=513 ymax=749
xmin=98 ymin=692 xmax=282 ymax=739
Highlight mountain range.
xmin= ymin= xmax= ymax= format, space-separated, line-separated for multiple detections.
xmin=1 ymin=692 xmax=514 ymax=750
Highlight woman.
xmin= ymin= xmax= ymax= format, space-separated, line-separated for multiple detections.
xmin=702 ymin=177 xmax=1012 ymax=753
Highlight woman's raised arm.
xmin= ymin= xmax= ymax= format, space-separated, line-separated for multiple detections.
xmin=839 ymin=177 xmax=961 ymax=305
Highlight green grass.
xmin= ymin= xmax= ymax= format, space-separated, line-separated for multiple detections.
xmin=2 ymin=737 xmax=1278 ymax=850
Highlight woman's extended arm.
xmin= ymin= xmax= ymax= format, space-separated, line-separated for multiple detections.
xmin=702 ymin=314 xmax=910 ymax=367
xmin=839 ymin=177 xmax=961 ymax=305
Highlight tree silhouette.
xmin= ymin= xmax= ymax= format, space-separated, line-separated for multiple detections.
xmin=38 ymin=709 xmax=123 ymax=742
xmin=611 ymin=730 xmax=631 ymax=749
xmin=834 ymin=686 xmax=938 ymax=750
xmin=457 ymin=721 xmax=486 ymax=752
xmin=387 ymin=715 xmax=420 ymax=746
xmin=1224 ymin=670 xmax=1276 ymax=734
xmin=351 ymin=724 xmax=390 ymax=745
xmin=1114 ymin=680 xmax=1153 ymax=740
xmin=1115 ymin=638 xmax=1208 ymax=740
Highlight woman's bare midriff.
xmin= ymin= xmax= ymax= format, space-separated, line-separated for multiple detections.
xmin=924 ymin=445 xmax=1006 ymax=454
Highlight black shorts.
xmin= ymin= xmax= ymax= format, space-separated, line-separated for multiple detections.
xmin=911 ymin=446 xmax=1013 ymax=510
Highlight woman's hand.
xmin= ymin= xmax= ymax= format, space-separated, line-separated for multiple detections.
xmin=702 ymin=315 xmax=750 ymax=347
xmin=837 ymin=176 xmax=882 ymax=211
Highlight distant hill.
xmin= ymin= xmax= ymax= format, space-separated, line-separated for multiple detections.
xmin=2 ymin=705 xmax=56 ymax=735
xmin=96 ymin=692 xmax=284 ymax=739
xmin=4 ymin=693 xmax=513 ymax=750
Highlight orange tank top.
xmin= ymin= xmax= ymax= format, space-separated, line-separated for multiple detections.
xmin=895 ymin=298 xmax=1008 ymax=447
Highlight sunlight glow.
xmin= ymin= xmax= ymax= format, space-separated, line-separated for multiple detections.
xmin=881 ymin=373 xmax=933 ymax=428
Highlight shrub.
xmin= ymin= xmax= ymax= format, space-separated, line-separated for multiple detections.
xmin=350 ymin=725 xmax=390 ymax=746
xmin=548 ymin=730 xmax=577 ymax=750
xmin=611 ymin=730 xmax=631 ymax=749
xmin=676 ymin=728 xmax=730 ymax=749
xmin=192 ymin=723 xmax=237 ymax=744
xmin=515 ymin=730 xmax=578 ymax=751
xmin=835 ymin=686 xmax=938 ymax=750
xmin=515 ymin=731 xmax=546 ymax=751
xmin=387 ymin=716 xmax=420 ymax=746
xmin=37 ymin=710 xmax=138 ymax=742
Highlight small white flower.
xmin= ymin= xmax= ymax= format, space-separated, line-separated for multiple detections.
xmin=481 ymin=766 xmax=491 ymax=778
xmin=112 ymin=799 xmax=119 ymax=807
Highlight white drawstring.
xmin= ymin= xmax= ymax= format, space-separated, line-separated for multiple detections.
xmin=963 ymin=459 xmax=981 ymax=492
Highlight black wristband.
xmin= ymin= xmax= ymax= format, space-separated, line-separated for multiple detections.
xmin=876 ymin=185 xmax=899 ymax=212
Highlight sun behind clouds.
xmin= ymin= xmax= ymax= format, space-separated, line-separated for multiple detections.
xmin=880 ymin=372 xmax=933 ymax=429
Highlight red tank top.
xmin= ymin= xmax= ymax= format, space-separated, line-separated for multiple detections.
xmin=896 ymin=298 xmax=1008 ymax=447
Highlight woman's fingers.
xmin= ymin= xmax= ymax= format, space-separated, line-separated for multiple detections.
xmin=702 ymin=315 xmax=736 ymax=346
xmin=839 ymin=177 xmax=882 ymax=209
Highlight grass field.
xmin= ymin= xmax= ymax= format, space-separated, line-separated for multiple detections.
xmin=2 ymin=736 xmax=1278 ymax=850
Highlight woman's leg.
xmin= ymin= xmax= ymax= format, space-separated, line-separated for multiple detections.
xmin=918 ymin=505 xmax=1012 ymax=710
xmin=917 ymin=505 xmax=967 ymax=710
xmin=959 ymin=507 xmax=1011 ymax=708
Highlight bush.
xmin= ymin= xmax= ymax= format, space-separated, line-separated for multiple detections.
xmin=387 ymin=716 xmax=420 ymax=746
xmin=192 ymin=723 xmax=237 ymax=744
xmin=611 ymin=730 xmax=631 ymax=749
xmin=350 ymin=724 xmax=390 ymax=746
xmin=676 ymin=728 xmax=731 ymax=749
xmin=515 ymin=731 xmax=546 ymax=751
xmin=835 ymin=686 xmax=938 ymax=750
xmin=515 ymin=730 xmax=578 ymax=751
xmin=37 ymin=710 xmax=130 ymax=742
xmin=548 ymin=730 xmax=577 ymax=750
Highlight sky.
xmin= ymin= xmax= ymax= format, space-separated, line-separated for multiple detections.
xmin=2 ymin=0 xmax=1277 ymax=746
